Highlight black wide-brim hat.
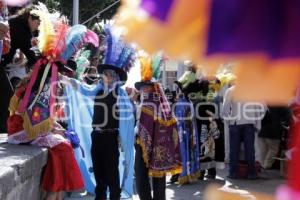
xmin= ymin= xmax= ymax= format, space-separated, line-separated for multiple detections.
xmin=97 ymin=64 xmax=127 ymax=82
xmin=66 ymin=59 xmax=77 ymax=71
xmin=134 ymin=81 xmax=155 ymax=91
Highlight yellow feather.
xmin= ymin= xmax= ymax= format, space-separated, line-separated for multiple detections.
xmin=31 ymin=9 xmax=55 ymax=55
xmin=140 ymin=57 xmax=152 ymax=81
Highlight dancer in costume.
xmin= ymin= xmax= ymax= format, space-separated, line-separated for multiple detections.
xmin=6 ymin=5 xmax=99 ymax=200
xmin=195 ymin=77 xmax=224 ymax=180
xmin=134 ymin=53 xmax=182 ymax=200
xmin=63 ymin=26 xmax=136 ymax=199
xmin=177 ymin=61 xmax=224 ymax=180
xmin=172 ymin=78 xmax=200 ymax=184
xmin=91 ymin=27 xmax=135 ymax=200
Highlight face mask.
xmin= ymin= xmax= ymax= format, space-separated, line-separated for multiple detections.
xmin=85 ymin=75 xmax=99 ymax=85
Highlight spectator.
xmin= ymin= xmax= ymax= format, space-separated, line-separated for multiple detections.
xmin=0 ymin=6 xmax=40 ymax=132
xmin=1 ymin=6 xmax=40 ymax=67
xmin=0 ymin=21 xmax=10 ymax=132
xmin=257 ymin=106 xmax=291 ymax=169
xmin=222 ymin=86 xmax=264 ymax=179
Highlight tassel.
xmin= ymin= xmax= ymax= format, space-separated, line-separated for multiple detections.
xmin=18 ymin=59 xmax=46 ymax=113
xmin=8 ymin=95 xmax=20 ymax=115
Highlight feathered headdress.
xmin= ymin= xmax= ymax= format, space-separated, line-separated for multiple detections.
xmin=17 ymin=4 xmax=99 ymax=140
xmin=134 ymin=52 xmax=164 ymax=90
xmin=75 ymin=50 xmax=91 ymax=80
xmin=216 ymin=63 xmax=236 ymax=88
xmin=98 ymin=26 xmax=135 ymax=82
xmin=60 ymin=24 xmax=99 ymax=63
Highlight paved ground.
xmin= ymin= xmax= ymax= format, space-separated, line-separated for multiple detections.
xmin=65 ymin=167 xmax=285 ymax=200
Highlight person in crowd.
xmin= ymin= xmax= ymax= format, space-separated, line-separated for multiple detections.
xmin=1 ymin=6 xmax=40 ymax=67
xmin=63 ymin=27 xmax=136 ymax=199
xmin=5 ymin=6 xmax=103 ymax=199
xmin=7 ymin=61 xmax=85 ymax=200
xmin=0 ymin=6 xmax=40 ymax=133
xmin=134 ymin=53 xmax=181 ymax=200
xmin=0 ymin=21 xmax=9 ymax=58
xmin=195 ymin=77 xmax=224 ymax=180
xmin=216 ymin=71 xmax=236 ymax=163
xmin=0 ymin=21 xmax=9 ymax=133
xmin=222 ymin=85 xmax=264 ymax=179
xmin=91 ymin=68 xmax=123 ymax=200
xmin=91 ymin=28 xmax=136 ymax=200
xmin=257 ymin=106 xmax=291 ymax=169
xmin=170 ymin=79 xmax=200 ymax=184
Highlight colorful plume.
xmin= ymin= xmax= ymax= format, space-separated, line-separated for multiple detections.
xmin=139 ymin=52 xmax=164 ymax=82
xmin=102 ymin=26 xmax=135 ymax=72
xmin=31 ymin=3 xmax=55 ymax=56
xmin=60 ymin=25 xmax=87 ymax=62
xmin=140 ymin=56 xmax=152 ymax=81
xmin=60 ymin=25 xmax=99 ymax=63
xmin=151 ymin=52 xmax=164 ymax=80
xmin=44 ymin=21 xmax=69 ymax=60
xmin=84 ymin=30 xmax=99 ymax=47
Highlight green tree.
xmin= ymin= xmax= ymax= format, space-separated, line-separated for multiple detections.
xmin=33 ymin=0 xmax=120 ymax=27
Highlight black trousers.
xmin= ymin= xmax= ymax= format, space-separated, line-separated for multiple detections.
xmin=91 ymin=131 xmax=121 ymax=200
xmin=0 ymin=66 xmax=13 ymax=132
xmin=135 ymin=144 xmax=166 ymax=200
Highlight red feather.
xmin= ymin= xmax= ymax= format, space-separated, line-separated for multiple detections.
xmin=45 ymin=21 xmax=70 ymax=61
xmin=84 ymin=30 xmax=99 ymax=47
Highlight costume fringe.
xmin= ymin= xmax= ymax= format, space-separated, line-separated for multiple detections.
xmin=141 ymin=107 xmax=177 ymax=127
xmin=149 ymin=166 xmax=182 ymax=178
xmin=178 ymin=170 xmax=201 ymax=185
xmin=136 ymin=137 xmax=150 ymax=167
xmin=22 ymin=112 xmax=53 ymax=140
xmin=9 ymin=95 xmax=20 ymax=115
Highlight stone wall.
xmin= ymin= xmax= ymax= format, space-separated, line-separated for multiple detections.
xmin=0 ymin=134 xmax=48 ymax=200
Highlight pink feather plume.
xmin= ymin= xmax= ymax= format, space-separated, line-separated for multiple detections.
xmin=84 ymin=30 xmax=99 ymax=47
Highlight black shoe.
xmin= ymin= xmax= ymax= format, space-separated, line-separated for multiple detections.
xmin=168 ymin=174 xmax=179 ymax=184
xmin=198 ymin=172 xmax=205 ymax=180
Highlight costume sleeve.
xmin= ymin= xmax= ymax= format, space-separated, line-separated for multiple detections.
xmin=60 ymin=75 xmax=101 ymax=96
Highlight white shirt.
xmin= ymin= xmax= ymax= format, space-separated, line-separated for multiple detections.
xmin=221 ymin=86 xmax=266 ymax=128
